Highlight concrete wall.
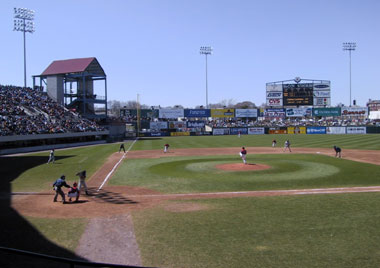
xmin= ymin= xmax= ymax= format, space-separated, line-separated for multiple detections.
xmin=47 ymin=76 xmax=64 ymax=105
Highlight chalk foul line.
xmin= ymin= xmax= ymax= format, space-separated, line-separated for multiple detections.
xmin=97 ymin=138 xmax=138 ymax=191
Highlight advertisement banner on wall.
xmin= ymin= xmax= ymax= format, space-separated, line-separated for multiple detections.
xmin=187 ymin=121 xmax=205 ymax=128
xmin=170 ymin=132 xmax=190 ymax=136
xmin=264 ymin=108 xmax=285 ymax=118
xmin=159 ymin=109 xmax=184 ymax=118
xmin=248 ymin=127 xmax=265 ymax=135
xmin=287 ymin=126 xmax=306 ymax=134
xmin=341 ymin=107 xmax=368 ymax=117
xmin=313 ymin=83 xmax=330 ymax=91
xmin=313 ymin=91 xmax=330 ymax=97
xmin=326 ymin=127 xmax=346 ymax=134
xmin=266 ymin=84 xmax=283 ymax=92
xmin=286 ymin=108 xmax=312 ymax=117
xmin=213 ymin=128 xmax=230 ymax=135
xmin=266 ymin=98 xmax=283 ymax=107
xmin=268 ymin=128 xmax=287 ymax=134
xmin=230 ymin=128 xmax=248 ymax=135
xmin=168 ymin=121 xmax=187 ymax=129
xmin=266 ymin=92 xmax=283 ymax=98
xmin=150 ymin=121 xmax=168 ymax=130
xmin=313 ymin=108 xmax=341 ymax=117
xmin=346 ymin=127 xmax=366 ymax=134
xmin=184 ymin=109 xmax=210 ymax=118
xmin=235 ymin=109 xmax=258 ymax=118
xmin=306 ymin=126 xmax=326 ymax=134
xmin=211 ymin=109 xmax=235 ymax=118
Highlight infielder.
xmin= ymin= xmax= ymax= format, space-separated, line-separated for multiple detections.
xmin=240 ymin=147 xmax=247 ymax=164
xmin=333 ymin=146 xmax=342 ymax=158
xmin=272 ymin=139 xmax=277 ymax=147
xmin=76 ymin=170 xmax=89 ymax=195
xmin=164 ymin=143 xmax=170 ymax=153
xmin=119 ymin=143 xmax=126 ymax=153
xmin=283 ymin=140 xmax=291 ymax=152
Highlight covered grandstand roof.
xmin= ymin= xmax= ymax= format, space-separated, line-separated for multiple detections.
xmin=41 ymin=57 xmax=105 ymax=76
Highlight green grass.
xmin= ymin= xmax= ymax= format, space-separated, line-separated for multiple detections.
xmin=111 ymin=154 xmax=380 ymax=193
xmin=133 ymin=193 xmax=380 ymax=268
xmin=26 ymin=217 xmax=88 ymax=251
xmin=133 ymin=134 xmax=380 ymax=151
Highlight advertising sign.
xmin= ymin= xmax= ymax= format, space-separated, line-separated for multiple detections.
xmin=150 ymin=121 xmax=168 ymax=130
xmin=346 ymin=127 xmax=366 ymax=134
xmin=159 ymin=109 xmax=184 ymax=118
xmin=168 ymin=121 xmax=187 ymax=129
xmin=266 ymin=84 xmax=283 ymax=92
xmin=268 ymin=128 xmax=287 ymax=134
xmin=211 ymin=109 xmax=235 ymax=118
xmin=313 ymin=107 xmax=341 ymax=117
xmin=326 ymin=127 xmax=346 ymax=134
xmin=313 ymin=83 xmax=330 ymax=90
xmin=248 ymin=127 xmax=265 ymax=135
xmin=170 ymin=132 xmax=190 ymax=136
xmin=187 ymin=121 xmax=206 ymax=128
xmin=283 ymin=83 xmax=314 ymax=105
xmin=235 ymin=109 xmax=258 ymax=118
xmin=184 ymin=109 xmax=210 ymax=118
xmin=266 ymin=92 xmax=283 ymax=98
xmin=306 ymin=126 xmax=326 ymax=134
xmin=341 ymin=107 xmax=368 ymax=117
xmin=213 ymin=128 xmax=230 ymax=135
xmin=264 ymin=108 xmax=285 ymax=118
xmin=266 ymin=98 xmax=283 ymax=106
xmin=286 ymin=108 xmax=312 ymax=117
xmin=287 ymin=126 xmax=306 ymax=134
xmin=230 ymin=128 xmax=248 ymax=135
xmin=313 ymin=91 xmax=330 ymax=97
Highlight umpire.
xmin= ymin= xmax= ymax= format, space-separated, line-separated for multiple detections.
xmin=53 ymin=175 xmax=71 ymax=204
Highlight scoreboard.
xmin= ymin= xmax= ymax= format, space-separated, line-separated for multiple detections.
xmin=283 ymin=83 xmax=313 ymax=105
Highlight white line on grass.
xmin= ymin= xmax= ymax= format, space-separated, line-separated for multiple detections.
xmin=97 ymin=138 xmax=138 ymax=191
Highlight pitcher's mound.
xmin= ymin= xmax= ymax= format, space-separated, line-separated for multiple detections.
xmin=215 ymin=163 xmax=271 ymax=171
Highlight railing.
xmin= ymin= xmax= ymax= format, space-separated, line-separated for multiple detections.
xmin=0 ymin=246 xmax=153 ymax=268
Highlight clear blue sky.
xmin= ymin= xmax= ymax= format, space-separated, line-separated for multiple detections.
xmin=1 ymin=0 xmax=379 ymax=108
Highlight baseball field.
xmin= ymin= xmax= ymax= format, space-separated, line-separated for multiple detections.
xmin=3 ymin=134 xmax=380 ymax=267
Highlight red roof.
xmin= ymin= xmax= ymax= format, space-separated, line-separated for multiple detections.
xmin=41 ymin=57 xmax=96 ymax=76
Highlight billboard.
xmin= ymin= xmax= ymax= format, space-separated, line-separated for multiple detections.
xmin=187 ymin=121 xmax=206 ymax=128
xmin=283 ymin=83 xmax=314 ymax=105
xmin=341 ymin=107 xmax=368 ymax=117
xmin=346 ymin=127 xmax=366 ymax=134
xmin=326 ymin=127 xmax=346 ymax=134
xmin=168 ymin=121 xmax=187 ymax=129
xmin=211 ymin=109 xmax=235 ymax=118
xmin=313 ymin=83 xmax=330 ymax=91
xmin=184 ymin=109 xmax=210 ymax=118
xmin=264 ymin=108 xmax=285 ymax=118
xmin=171 ymin=132 xmax=190 ymax=136
xmin=266 ymin=92 xmax=283 ymax=98
xmin=266 ymin=98 xmax=283 ymax=107
xmin=313 ymin=97 xmax=330 ymax=106
xmin=230 ymin=128 xmax=248 ymax=135
xmin=313 ymin=91 xmax=330 ymax=98
xmin=286 ymin=108 xmax=312 ymax=117
xmin=235 ymin=109 xmax=258 ymax=118
xmin=248 ymin=127 xmax=265 ymax=135
xmin=213 ymin=128 xmax=230 ymax=135
xmin=266 ymin=84 xmax=283 ymax=92
xmin=150 ymin=121 xmax=168 ymax=130
xmin=306 ymin=126 xmax=326 ymax=134
xmin=287 ymin=126 xmax=306 ymax=134
xmin=268 ymin=128 xmax=287 ymax=134
xmin=159 ymin=109 xmax=184 ymax=118
xmin=313 ymin=108 xmax=341 ymax=117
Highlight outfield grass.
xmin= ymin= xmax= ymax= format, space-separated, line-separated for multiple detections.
xmin=111 ymin=154 xmax=380 ymax=193
xmin=133 ymin=193 xmax=380 ymax=268
xmin=132 ymin=134 xmax=380 ymax=151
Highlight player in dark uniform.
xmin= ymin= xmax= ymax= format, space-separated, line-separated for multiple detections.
xmin=333 ymin=146 xmax=341 ymax=158
xmin=119 ymin=143 xmax=125 ymax=153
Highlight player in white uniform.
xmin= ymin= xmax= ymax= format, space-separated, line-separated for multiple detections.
xmin=76 ymin=170 xmax=89 ymax=195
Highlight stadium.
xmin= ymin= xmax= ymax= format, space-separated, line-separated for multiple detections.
xmin=2 ymin=3 xmax=380 ymax=268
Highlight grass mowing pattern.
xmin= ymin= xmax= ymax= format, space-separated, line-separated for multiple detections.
xmin=111 ymin=154 xmax=380 ymax=193
xmin=133 ymin=134 xmax=380 ymax=151
xmin=133 ymin=193 xmax=380 ymax=268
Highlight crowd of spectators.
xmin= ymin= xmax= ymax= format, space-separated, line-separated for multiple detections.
xmin=0 ymin=84 xmax=105 ymax=136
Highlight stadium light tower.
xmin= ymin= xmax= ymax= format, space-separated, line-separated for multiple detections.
xmin=343 ymin=42 xmax=356 ymax=107
xmin=200 ymin=46 xmax=213 ymax=109
xmin=13 ymin=7 xmax=35 ymax=88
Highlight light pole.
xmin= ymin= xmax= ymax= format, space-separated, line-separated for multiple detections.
xmin=343 ymin=42 xmax=356 ymax=107
xmin=200 ymin=46 xmax=212 ymax=109
xmin=13 ymin=7 xmax=35 ymax=88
